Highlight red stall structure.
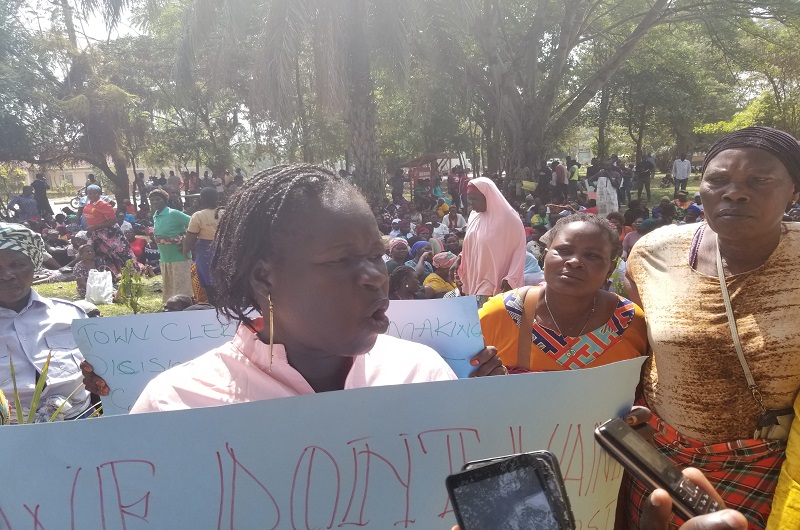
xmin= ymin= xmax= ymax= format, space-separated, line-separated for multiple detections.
xmin=398 ymin=152 xmax=465 ymax=202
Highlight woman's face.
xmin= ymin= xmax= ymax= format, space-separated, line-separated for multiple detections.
xmin=467 ymin=190 xmax=488 ymax=212
xmin=87 ymin=189 xmax=101 ymax=201
xmin=543 ymin=222 xmax=615 ymax=296
xmin=701 ymin=148 xmax=799 ymax=241
xmin=445 ymin=235 xmax=460 ymax=253
xmin=390 ymin=244 xmax=409 ymax=262
xmin=149 ymin=195 xmax=167 ymax=212
xmin=405 ymin=273 xmax=420 ymax=293
xmin=418 ymin=244 xmax=433 ymax=262
xmin=79 ymin=246 xmax=95 ymax=260
xmin=256 ymin=201 xmax=389 ymax=359
xmin=417 ymin=229 xmax=431 ymax=241
xmin=633 ymin=218 xmax=644 ymax=231
xmin=0 ymin=249 xmax=34 ymax=310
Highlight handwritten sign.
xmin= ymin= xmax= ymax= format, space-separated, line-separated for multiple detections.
xmin=385 ymin=297 xmax=483 ymax=378
xmin=72 ymin=310 xmax=237 ymax=415
xmin=75 ymin=300 xmax=484 ymax=415
xmin=0 ymin=358 xmax=645 ymax=529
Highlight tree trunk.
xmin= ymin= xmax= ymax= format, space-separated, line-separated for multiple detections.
xmin=597 ymin=84 xmax=611 ymax=161
xmin=347 ymin=0 xmax=382 ymax=206
xmin=486 ymin=126 xmax=501 ymax=176
xmin=295 ymin=55 xmax=312 ymax=163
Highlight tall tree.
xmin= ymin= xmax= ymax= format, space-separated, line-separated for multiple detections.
xmin=417 ymin=0 xmax=800 ymax=172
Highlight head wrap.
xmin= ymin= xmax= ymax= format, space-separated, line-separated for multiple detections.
xmin=701 ymin=126 xmax=800 ymax=187
xmin=409 ymin=241 xmax=429 ymax=259
xmin=429 ymin=237 xmax=444 ymax=255
xmin=432 ymin=251 xmax=458 ymax=270
xmin=415 ymin=225 xmax=431 ymax=236
xmin=524 ymin=252 xmax=542 ymax=275
xmin=388 ymin=238 xmax=409 ymax=253
xmin=391 ymin=218 xmax=401 ymax=225
xmin=639 ymin=219 xmax=660 ymax=234
xmin=466 ymin=182 xmax=479 ymax=194
xmin=73 ymin=231 xmax=89 ymax=241
xmin=149 ymin=189 xmax=170 ymax=202
xmin=86 ymin=184 xmax=101 ymax=192
xmin=0 ymin=223 xmax=45 ymax=269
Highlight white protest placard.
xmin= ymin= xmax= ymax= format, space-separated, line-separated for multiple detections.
xmin=75 ymin=299 xmax=484 ymax=415
xmin=0 ymin=358 xmax=645 ymax=529
xmin=385 ymin=297 xmax=483 ymax=378
xmin=72 ymin=310 xmax=236 ymax=415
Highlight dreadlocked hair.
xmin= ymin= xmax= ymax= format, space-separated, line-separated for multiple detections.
xmin=210 ymin=164 xmax=358 ymax=327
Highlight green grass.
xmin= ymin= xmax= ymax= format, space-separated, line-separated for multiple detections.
xmin=34 ymin=275 xmax=166 ymax=316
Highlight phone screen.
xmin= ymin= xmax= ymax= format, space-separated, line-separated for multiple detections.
xmin=614 ymin=427 xmax=683 ymax=486
xmin=452 ymin=464 xmax=560 ymax=530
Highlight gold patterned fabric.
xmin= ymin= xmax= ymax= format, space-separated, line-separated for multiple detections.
xmin=627 ymin=223 xmax=800 ymax=444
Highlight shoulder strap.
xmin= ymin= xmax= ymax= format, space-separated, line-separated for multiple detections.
xmin=716 ymin=236 xmax=766 ymax=414
xmin=516 ymin=286 xmax=540 ymax=370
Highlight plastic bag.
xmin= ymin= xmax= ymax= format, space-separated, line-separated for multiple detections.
xmin=85 ymin=269 xmax=113 ymax=305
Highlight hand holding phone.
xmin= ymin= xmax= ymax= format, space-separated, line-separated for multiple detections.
xmin=595 ymin=418 xmax=721 ymax=521
xmin=641 ymin=468 xmax=748 ymax=530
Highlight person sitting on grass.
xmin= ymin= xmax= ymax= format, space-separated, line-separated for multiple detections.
xmin=73 ymin=244 xmax=108 ymax=299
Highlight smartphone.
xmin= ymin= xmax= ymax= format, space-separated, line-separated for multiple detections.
xmin=446 ymin=452 xmax=576 ymax=530
xmin=594 ymin=418 xmax=721 ymax=521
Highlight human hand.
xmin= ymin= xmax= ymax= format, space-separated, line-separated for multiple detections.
xmin=640 ymin=468 xmax=747 ymax=530
xmin=80 ymin=360 xmax=109 ymax=396
xmin=468 ymin=346 xmax=507 ymax=377
xmin=623 ymin=406 xmax=656 ymax=442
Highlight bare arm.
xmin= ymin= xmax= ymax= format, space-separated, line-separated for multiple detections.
xmin=184 ymin=232 xmax=198 ymax=259
xmin=624 ymin=269 xmax=643 ymax=308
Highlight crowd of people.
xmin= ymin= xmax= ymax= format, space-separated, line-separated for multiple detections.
xmin=3 ymin=169 xmax=234 ymax=306
xmin=3 ymin=127 xmax=800 ymax=530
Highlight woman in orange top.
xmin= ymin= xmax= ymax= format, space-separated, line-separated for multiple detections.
xmin=83 ymin=185 xmax=137 ymax=274
xmin=479 ymin=213 xmax=647 ymax=371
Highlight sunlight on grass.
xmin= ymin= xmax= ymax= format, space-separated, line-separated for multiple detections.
xmin=34 ymin=275 xmax=165 ymax=316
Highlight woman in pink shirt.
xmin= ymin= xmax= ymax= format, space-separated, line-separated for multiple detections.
xmin=84 ymin=165 xmax=506 ymax=411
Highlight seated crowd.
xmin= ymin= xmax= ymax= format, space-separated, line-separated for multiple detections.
xmin=3 ymin=127 xmax=800 ymax=530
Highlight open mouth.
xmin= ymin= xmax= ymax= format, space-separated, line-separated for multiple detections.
xmin=366 ymin=299 xmax=391 ymax=332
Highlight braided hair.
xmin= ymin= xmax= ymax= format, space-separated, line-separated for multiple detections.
xmin=388 ymin=266 xmax=417 ymax=299
xmin=210 ymin=164 xmax=362 ymax=326
xmin=543 ymin=212 xmax=621 ymax=260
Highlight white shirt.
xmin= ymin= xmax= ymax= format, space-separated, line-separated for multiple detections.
xmin=432 ymin=223 xmax=450 ymax=239
xmin=672 ymin=159 xmax=692 ymax=181
xmin=0 ymin=291 xmax=89 ymax=421
xmin=443 ymin=214 xmax=467 ymax=231
xmin=118 ymin=220 xmax=133 ymax=233
xmin=131 ymin=327 xmax=456 ymax=412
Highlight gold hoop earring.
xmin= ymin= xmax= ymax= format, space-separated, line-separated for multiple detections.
xmin=268 ymin=293 xmax=274 ymax=372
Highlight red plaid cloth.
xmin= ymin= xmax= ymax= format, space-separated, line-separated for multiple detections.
xmin=616 ymin=413 xmax=786 ymax=530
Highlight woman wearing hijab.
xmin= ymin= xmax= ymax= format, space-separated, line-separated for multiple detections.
xmin=456 ymin=177 xmax=526 ymax=307
xmin=83 ymin=185 xmax=138 ymax=274
xmin=620 ymin=127 xmax=800 ymax=530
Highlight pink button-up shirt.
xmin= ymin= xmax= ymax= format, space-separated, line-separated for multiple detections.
xmin=131 ymin=323 xmax=457 ymax=413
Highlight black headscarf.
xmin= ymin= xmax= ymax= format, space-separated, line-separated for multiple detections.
xmin=701 ymin=126 xmax=800 ymax=188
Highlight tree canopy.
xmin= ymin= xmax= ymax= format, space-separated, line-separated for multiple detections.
xmin=3 ymin=0 xmax=800 ymax=201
